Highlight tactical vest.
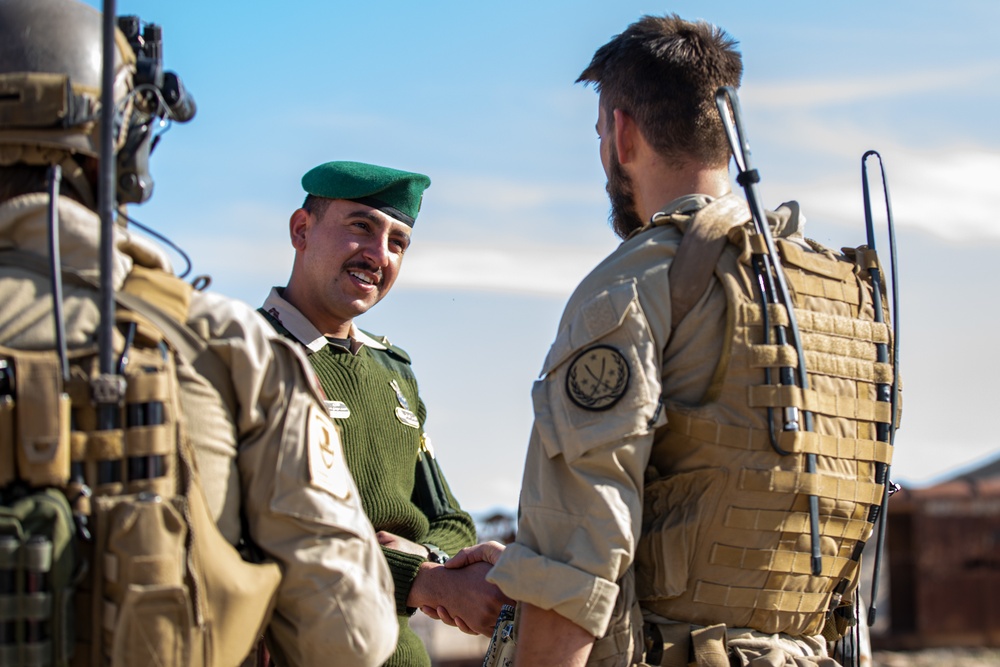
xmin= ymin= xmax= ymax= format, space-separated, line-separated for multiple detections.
xmin=0 ymin=259 xmax=280 ymax=667
xmin=635 ymin=198 xmax=896 ymax=638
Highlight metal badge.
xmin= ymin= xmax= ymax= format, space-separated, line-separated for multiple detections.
xmin=389 ymin=379 xmax=410 ymax=410
xmin=324 ymin=400 xmax=351 ymax=419
xmin=395 ymin=406 xmax=420 ymax=429
xmin=566 ymin=344 xmax=630 ymax=411
xmin=389 ymin=379 xmax=418 ymax=427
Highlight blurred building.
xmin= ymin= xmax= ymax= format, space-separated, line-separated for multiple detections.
xmin=881 ymin=455 xmax=1000 ymax=649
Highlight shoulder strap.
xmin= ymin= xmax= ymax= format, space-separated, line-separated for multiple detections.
xmin=667 ymin=193 xmax=749 ymax=329
xmin=114 ymin=290 xmax=238 ymax=418
xmin=0 ymin=250 xmax=236 ymax=415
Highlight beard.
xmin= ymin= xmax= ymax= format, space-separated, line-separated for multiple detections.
xmin=606 ymin=143 xmax=645 ymax=239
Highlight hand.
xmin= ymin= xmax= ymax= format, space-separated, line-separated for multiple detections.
xmin=376 ymin=530 xmax=429 ymax=558
xmin=444 ymin=540 xmax=506 ymax=569
xmin=409 ymin=560 xmax=514 ymax=636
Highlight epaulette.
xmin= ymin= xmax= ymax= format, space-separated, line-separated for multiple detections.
xmin=361 ymin=329 xmax=412 ymax=365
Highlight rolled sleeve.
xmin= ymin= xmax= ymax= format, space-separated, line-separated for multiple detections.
xmin=489 ymin=273 xmax=663 ymax=638
xmin=488 ymin=542 xmax=620 ymax=637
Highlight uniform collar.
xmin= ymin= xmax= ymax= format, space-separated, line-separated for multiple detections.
xmin=260 ymin=287 xmax=387 ymax=355
xmin=647 ymin=193 xmax=808 ymax=241
xmin=650 ymin=193 xmax=717 ymax=221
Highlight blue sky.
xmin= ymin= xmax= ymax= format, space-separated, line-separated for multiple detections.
xmin=85 ymin=0 xmax=1000 ymax=515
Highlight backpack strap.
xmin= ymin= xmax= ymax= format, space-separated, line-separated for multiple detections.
xmin=667 ymin=193 xmax=749 ymax=330
xmin=0 ymin=250 xmax=236 ymax=417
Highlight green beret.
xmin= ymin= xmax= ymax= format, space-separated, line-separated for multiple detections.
xmin=301 ymin=161 xmax=431 ymax=226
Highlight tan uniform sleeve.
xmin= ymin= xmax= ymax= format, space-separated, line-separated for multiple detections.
xmin=190 ymin=294 xmax=397 ymax=667
xmin=488 ymin=276 xmax=661 ymax=638
xmin=488 ymin=225 xmax=726 ymax=639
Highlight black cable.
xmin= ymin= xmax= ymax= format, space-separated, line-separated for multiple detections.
xmin=118 ymin=210 xmax=193 ymax=279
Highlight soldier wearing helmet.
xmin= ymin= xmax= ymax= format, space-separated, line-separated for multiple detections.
xmin=0 ymin=1 xmax=398 ymax=665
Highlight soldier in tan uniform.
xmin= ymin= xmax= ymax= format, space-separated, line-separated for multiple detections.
xmin=0 ymin=0 xmax=397 ymax=665
xmin=454 ymin=13 xmax=896 ymax=667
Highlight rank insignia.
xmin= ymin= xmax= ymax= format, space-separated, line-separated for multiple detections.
xmin=566 ymin=344 xmax=630 ymax=411
xmin=389 ymin=379 xmax=410 ymax=410
xmin=388 ymin=379 xmax=418 ymax=427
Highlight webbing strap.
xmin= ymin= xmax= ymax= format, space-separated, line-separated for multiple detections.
xmin=665 ymin=411 xmax=893 ymax=463
xmin=694 ymin=580 xmax=829 ymax=614
xmin=805 ymin=352 xmax=893 ymax=385
xmin=0 ymin=250 xmax=236 ymax=419
xmin=710 ymin=542 xmax=851 ymax=578
xmin=748 ymin=385 xmax=893 ymax=423
xmin=667 ymin=193 xmax=750 ymax=329
xmin=748 ymin=344 xmax=799 ymax=369
xmin=745 ymin=305 xmax=892 ymax=345
xmin=740 ymin=469 xmax=884 ymax=505
xmin=778 ymin=240 xmax=856 ymax=281
xmin=690 ymin=624 xmax=730 ymax=667
xmin=747 ymin=345 xmax=892 ymax=384
xmin=785 ymin=271 xmax=861 ymax=305
xmin=724 ymin=507 xmax=874 ymax=542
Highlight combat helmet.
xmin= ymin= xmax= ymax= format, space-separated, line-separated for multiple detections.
xmin=0 ymin=0 xmax=194 ymax=206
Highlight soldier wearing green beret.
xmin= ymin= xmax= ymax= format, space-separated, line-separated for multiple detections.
xmin=259 ymin=161 xmax=512 ymax=666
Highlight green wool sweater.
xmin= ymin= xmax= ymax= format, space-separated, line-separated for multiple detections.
xmin=260 ymin=311 xmax=476 ymax=667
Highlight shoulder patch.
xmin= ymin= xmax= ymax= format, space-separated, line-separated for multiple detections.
xmin=566 ymin=344 xmax=630 ymax=411
xmin=307 ymin=404 xmax=352 ymax=499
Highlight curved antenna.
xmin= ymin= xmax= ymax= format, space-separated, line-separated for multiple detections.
xmin=715 ymin=86 xmax=821 ymax=575
xmin=861 ymin=150 xmax=901 ymax=627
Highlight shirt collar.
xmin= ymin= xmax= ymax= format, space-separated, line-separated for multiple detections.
xmin=261 ymin=287 xmax=387 ymax=354
xmin=650 ymin=193 xmax=717 ymax=221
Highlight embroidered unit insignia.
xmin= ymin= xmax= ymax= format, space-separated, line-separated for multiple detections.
xmin=307 ymin=404 xmax=351 ymax=498
xmin=566 ymin=344 xmax=630 ymax=411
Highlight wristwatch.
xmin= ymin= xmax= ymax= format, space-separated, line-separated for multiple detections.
xmin=423 ymin=544 xmax=449 ymax=564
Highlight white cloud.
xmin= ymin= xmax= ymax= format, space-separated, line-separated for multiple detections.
xmin=743 ymin=61 xmax=1000 ymax=109
xmin=431 ymin=174 xmax=603 ymax=212
xmin=399 ymin=240 xmax=615 ymax=297
xmin=796 ymin=148 xmax=1000 ymax=242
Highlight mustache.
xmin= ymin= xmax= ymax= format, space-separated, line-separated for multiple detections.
xmin=344 ymin=260 xmax=383 ymax=281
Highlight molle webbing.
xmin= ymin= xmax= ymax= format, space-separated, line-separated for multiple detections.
xmin=638 ymin=217 xmax=895 ymax=637
xmin=0 ymin=253 xmax=279 ymax=666
xmin=665 ymin=410 xmax=893 ymax=464
xmin=747 ymin=385 xmax=893 ymax=423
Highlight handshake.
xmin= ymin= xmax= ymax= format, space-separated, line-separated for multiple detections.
xmin=378 ymin=534 xmax=512 ymax=636
xmin=418 ymin=541 xmax=511 ymax=636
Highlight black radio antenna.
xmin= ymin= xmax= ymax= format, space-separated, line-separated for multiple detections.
xmin=715 ymin=86 xmax=822 ymax=576
xmin=861 ymin=149 xmax=901 ymax=627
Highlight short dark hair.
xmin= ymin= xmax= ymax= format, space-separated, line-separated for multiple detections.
xmin=577 ymin=14 xmax=742 ymax=167
xmin=301 ymin=194 xmax=333 ymax=220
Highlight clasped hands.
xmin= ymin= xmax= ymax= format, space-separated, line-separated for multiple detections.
xmin=378 ymin=532 xmax=511 ymax=636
